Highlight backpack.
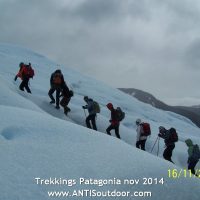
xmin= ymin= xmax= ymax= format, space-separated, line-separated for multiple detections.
xmin=192 ymin=144 xmax=200 ymax=160
xmin=53 ymin=73 xmax=62 ymax=84
xmin=28 ymin=66 xmax=34 ymax=78
xmin=169 ymin=128 xmax=178 ymax=143
xmin=93 ymin=101 xmax=100 ymax=113
xmin=140 ymin=123 xmax=151 ymax=136
xmin=115 ymin=107 xmax=125 ymax=121
xmin=24 ymin=65 xmax=35 ymax=78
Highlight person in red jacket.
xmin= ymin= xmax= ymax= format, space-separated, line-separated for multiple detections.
xmin=14 ymin=62 xmax=24 ymax=81
xmin=106 ymin=103 xmax=121 ymax=139
xmin=15 ymin=63 xmax=34 ymax=93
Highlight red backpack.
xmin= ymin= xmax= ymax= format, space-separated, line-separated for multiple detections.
xmin=24 ymin=65 xmax=35 ymax=78
xmin=169 ymin=128 xmax=178 ymax=143
xmin=28 ymin=66 xmax=34 ymax=78
xmin=140 ymin=123 xmax=151 ymax=136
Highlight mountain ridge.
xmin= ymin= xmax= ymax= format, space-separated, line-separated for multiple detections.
xmin=119 ymin=88 xmax=200 ymax=128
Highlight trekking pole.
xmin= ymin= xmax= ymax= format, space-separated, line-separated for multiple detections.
xmin=157 ymin=137 xmax=160 ymax=156
xmin=151 ymin=136 xmax=159 ymax=153
xmin=83 ymin=108 xmax=86 ymax=117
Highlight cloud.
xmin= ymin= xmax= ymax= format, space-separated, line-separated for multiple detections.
xmin=1 ymin=0 xmax=200 ymax=105
xmin=183 ymin=40 xmax=200 ymax=69
xmin=67 ymin=0 xmax=123 ymax=23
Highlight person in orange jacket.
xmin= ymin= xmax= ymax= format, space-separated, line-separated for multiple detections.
xmin=48 ymin=69 xmax=65 ymax=109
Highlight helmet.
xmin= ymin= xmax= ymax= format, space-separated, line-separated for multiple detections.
xmin=107 ymin=103 xmax=113 ymax=109
xmin=136 ymin=119 xmax=141 ymax=125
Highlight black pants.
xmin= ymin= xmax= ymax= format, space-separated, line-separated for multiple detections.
xmin=136 ymin=140 xmax=147 ymax=151
xmin=86 ymin=114 xmax=97 ymax=131
xmin=60 ymin=97 xmax=71 ymax=108
xmin=106 ymin=124 xmax=120 ymax=139
xmin=188 ymin=158 xmax=199 ymax=175
xmin=19 ymin=77 xmax=31 ymax=93
xmin=163 ymin=144 xmax=175 ymax=163
xmin=48 ymin=88 xmax=61 ymax=106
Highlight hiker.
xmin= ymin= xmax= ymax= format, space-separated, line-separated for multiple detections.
xmin=14 ymin=62 xmax=24 ymax=81
xmin=15 ymin=62 xmax=34 ymax=93
xmin=60 ymin=82 xmax=74 ymax=115
xmin=135 ymin=119 xmax=150 ymax=151
xmin=48 ymin=69 xmax=64 ymax=109
xmin=185 ymin=139 xmax=200 ymax=175
xmin=82 ymin=96 xmax=98 ymax=131
xmin=158 ymin=126 xmax=178 ymax=163
xmin=106 ymin=103 xmax=121 ymax=139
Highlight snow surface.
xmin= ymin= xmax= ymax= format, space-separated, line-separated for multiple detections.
xmin=0 ymin=43 xmax=200 ymax=200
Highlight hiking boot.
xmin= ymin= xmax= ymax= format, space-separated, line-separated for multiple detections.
xmin=64 ymin=111 xmax=68 ymax=116
xmin=50 ymin=100 xmax=55 ymax=104
xmin=64 ymin=107 xmax=71 ymax=112
xmin=55 ymin=105 xmax=60 ymax=109
xmin=64 ymin=107 xmax=71 ymax=115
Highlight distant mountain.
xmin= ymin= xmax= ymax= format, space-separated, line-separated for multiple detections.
xmin=191 ymin=105 xmax=200 ymax=109
xmin=119 ymin=88 xmax=200 ymax=128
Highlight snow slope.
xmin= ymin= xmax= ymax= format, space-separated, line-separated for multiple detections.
xmin=0 ymin=43 xmax=200 ymax=200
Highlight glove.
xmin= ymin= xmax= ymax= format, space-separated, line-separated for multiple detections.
xmin=158 ymin=133 xmax=162 ymax=137
xmin=14 ymin=76 xmax=17 ymax=81
xmin=82 ymin=106 xmax=86 ymax=109
xmin=109 ymin=120 xmax=112 ymax=123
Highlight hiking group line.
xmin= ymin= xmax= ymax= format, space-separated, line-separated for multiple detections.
xmin=14 ymin=64 xmax=200 ymax=177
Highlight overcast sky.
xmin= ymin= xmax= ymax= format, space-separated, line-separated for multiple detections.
xmin=1 ymin=0 xmax=200 ymax=106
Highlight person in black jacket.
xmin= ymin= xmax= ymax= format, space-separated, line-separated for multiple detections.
xmin=48 ymin=69 xmax=64 ymax=109
xmin=60 ymin=82 xmax=73 ymax=115
xmin=158 ymin=126 xmax=176 ymax=163
xmin=82 ymin=96 xmax=97 ymax=131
